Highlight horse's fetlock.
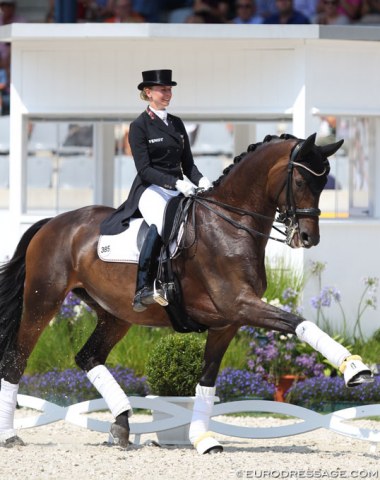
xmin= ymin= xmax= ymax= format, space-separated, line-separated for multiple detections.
xmin=75 ymin=353 xmax=98 ymax=372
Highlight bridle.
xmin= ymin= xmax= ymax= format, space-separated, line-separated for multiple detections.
xmin=191 ymin=140 xmax=328 ymax=247
xmin=276 ymin=140 xmax=328 ymax=245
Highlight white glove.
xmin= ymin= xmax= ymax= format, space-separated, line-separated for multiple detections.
xmin=198 ymin=176 xmax=212 ymax=190
xmin=175 ymin=179 xmax=196 ymax=197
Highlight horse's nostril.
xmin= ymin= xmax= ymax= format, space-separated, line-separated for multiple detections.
xmin=301 ymin=232 xmax=319 ymax=247
xmin=301 ymin=232 xmax=309 ymax=244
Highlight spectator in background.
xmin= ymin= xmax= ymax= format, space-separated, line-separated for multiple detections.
xmin=184 ymin=0 xmax=227 ymax=22
xmin=133 ymin=0 xmax=164 ymax=22
xmin=316 ymin=0 xmax=363 ymax=21
xmin=232 ymin=0 xmax=263 ymax=23
xmin=294 ymin=0 xmax=318 ymax=19
xmin=359 ymin=0 xmax=380 ymax=24
xmin=0 ymin=0 xmax=26 ymax=115
xmin=255 ymin=0 xmax=277 ymax=18
xmin=263 ymin=0 xmax=311 ymax=23
xmin=313 ymin=0 xmax=350 ymax=24
xmin=104 ymin=0 xmax=145 ymax=22
xmin=191 ymin=0 xmax=228 ymax=22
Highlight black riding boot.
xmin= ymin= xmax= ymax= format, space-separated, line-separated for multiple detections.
xmin=132 ymin=224 xmax=164 ymax=312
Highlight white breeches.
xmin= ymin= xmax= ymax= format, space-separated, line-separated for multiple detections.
xmin=138 ymin=185 xmax=180 ymax=236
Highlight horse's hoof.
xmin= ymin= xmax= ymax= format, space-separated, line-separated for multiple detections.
xmin=204 ymin=445 xmax=223 ymax=454
xmin=109 ymin=423 xmax=130 ymax=448
xmin=1 ymin=436 xmax=25 ymax=448
xmin=343 ymin=358 xmax=373 ymax=388
xmin=347 ymin=372 xmax=374 ymax=388
xmin=194 ymin=434 xmax=223 ymax=454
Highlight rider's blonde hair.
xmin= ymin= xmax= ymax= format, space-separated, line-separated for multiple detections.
xmin=140 ymin=88 xmax=150 ymax=101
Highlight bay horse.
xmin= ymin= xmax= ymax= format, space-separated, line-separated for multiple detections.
xmin=0 ymin=133 xmax=373 ymax=453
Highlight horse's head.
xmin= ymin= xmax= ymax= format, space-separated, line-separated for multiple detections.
xmin=275 ymin=133 xmax=343 ymax=249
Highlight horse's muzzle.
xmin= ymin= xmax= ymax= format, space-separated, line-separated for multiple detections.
xmin=290 ymin=228 xmax=320 ymax=249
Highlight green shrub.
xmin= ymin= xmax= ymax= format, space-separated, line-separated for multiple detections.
xmin=145 ymin=334 xmax=205 ymax=396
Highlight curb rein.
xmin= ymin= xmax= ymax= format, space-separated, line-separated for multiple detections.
xmin=191 ymin=139 xmax=327 ymax=247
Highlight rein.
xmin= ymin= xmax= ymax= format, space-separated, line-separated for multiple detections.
xmin=191 ymin=139 xmax=327 ymax=246
xmin=192 ymin=196 xmax=287 ymax=243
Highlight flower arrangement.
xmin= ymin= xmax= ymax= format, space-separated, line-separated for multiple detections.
xmin=245 ymin=328 xmax=325 ymax=385
xmin=286 ymin=375 xmax=380 ymax=410
xmin=19 ymin=366 xmax=148 ymax=406
xmin=215 ymin=368 xmax=275 ymax=402
xmin=242 ymin=288 xmax=325 ymax=385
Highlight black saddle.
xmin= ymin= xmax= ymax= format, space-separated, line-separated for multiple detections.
xmin=136 ymin=195 xmax=208 ymax=334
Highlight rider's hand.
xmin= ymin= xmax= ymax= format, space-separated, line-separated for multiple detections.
xmin=198 ymin=177 xmax=212 ymax=190
xmin=175 ymin=179 xmax=196 ymax=197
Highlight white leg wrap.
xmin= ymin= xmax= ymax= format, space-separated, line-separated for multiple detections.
xmin=0 ymin=379 xmax=19 ymax=441
xmin=87 ymin=365 xmax=132 ymax=418
xmin=296 ymin=320 xmax=351 ymax=368
xmin=189 ymin=384 xmax=222 ymax=454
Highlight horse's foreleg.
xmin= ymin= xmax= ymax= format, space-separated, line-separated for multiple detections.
xmin=246 ymin=299 xmax=373 ymax=387
xmin=295 ymin=320 xmax=373 ymax=386
xmin=75 ymin=313 xmax=132 ymax=448
xmin=189 ymin=325 xmax=239 ymax=454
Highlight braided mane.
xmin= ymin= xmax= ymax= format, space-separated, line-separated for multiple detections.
xmin=213 ymin=133 xmax=298 ymax=188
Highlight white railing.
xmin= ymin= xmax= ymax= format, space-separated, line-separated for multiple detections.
xmin=15 ymin=395 xmax=380 ymax=449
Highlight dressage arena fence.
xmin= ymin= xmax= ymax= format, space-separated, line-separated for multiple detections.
xmin=14 ymin=394 xmax=380 ymax=451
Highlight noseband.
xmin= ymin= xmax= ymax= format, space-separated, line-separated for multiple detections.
xmin=192 ymin=139 xmax=328 ymax=247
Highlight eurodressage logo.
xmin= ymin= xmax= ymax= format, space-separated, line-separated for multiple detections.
xmin=229 ymin=470 xmax=379 ymax=478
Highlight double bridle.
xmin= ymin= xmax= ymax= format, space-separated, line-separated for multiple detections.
xmin=192 ymin=140 xmax=328 ymax=247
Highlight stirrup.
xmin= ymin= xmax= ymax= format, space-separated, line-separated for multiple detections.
xmin=153 ymin=280 xmax=169 ymax=306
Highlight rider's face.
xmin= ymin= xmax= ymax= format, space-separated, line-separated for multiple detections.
xmin=146 ymin=85 xmax=173 ymax=110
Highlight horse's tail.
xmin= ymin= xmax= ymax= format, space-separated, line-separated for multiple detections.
xmin=0 ymin=218 xmax=52 ymax=362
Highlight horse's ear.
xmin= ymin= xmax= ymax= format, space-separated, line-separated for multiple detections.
xmin=319 ymin=139 xmax=344 ymax=158
xmin=297 ymin=133 xmax=317 ymax=156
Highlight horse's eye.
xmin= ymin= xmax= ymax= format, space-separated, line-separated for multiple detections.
xmin=295 ymin=179 xmax=304 ymax=188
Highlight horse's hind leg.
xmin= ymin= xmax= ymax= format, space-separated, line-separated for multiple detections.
xmin=0 ymin=282 xmax=65 ymax=444
xmin=74 ymin=300 xmax=132 ymax=448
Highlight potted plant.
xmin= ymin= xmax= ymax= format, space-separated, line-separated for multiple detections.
xmin=245 ymin=326 xmax=326 ymax=401
xmin=145 ymin=333 xmax=206 ymax=445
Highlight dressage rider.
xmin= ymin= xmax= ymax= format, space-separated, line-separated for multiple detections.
xmin=100 ymin=69 xmax=212 ymax=312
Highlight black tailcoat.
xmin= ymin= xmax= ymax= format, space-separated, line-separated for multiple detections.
xmin=100 ymin=109 xmax=203 ymax=234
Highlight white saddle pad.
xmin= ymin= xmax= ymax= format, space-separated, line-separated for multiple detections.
xmin=98 ymin=218 xmax=143 ymax=263
xmin=97 ymin=218 xmax=183 ymax=263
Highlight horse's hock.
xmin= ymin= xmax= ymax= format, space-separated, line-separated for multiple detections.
xmin=13 ymin=394 xmax=380 ymax=452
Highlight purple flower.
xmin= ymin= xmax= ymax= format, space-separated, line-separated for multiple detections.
xmin=216 ymin=368 xmax=275 ymax=401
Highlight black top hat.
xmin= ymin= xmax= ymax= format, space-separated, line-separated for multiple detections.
xmin=138 ymin=69 xmax=177 ymax=91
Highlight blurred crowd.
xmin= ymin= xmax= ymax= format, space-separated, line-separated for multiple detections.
xmin=42 ymin=0 xmax=380 ymax=26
